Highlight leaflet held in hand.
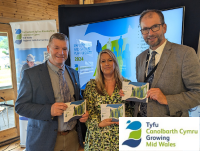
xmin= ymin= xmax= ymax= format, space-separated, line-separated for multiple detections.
xmin=122 ymin=81 xmax=149 ymax=103
xmin=64 ymin=100 xmax=86 ymax=122
xmin=101 ymin=104 xmax=125 ymax=122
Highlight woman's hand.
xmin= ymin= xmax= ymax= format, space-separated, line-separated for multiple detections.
xmin=79 ymin=110 xmax=89 ymax=123
xmin=119 ymin=89 xmax=131 ymax=101
xmin=119 ymin=89 xmax=124 ymax=97
xmin=98 ymin=118 xmax=119 ymax=127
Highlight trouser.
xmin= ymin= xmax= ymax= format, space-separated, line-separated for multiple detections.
xmin=54 ymin=128 xmax=79 ymax=151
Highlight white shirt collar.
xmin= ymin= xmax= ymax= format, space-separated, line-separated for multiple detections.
xmin=149 ymin=39 xmax=167 ymax=56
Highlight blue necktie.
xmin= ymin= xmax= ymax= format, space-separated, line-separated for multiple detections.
xmin=140 ymin=51 xmax=157 ymax=117
xmin=57 ymin=69 xmax=77 ymax=130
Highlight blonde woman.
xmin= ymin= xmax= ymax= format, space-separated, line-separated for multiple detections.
xmin=84 ymin=49 xmax=133 ymax=150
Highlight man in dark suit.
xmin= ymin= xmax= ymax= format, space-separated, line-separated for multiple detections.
xmin=134 ymin=9 xmax=200 ymax=117
xmin=15 ymin=33 xmax=89 ymax=151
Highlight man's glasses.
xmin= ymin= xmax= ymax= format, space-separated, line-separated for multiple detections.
xmin=140 ymin=24 xmax=163 ymax=35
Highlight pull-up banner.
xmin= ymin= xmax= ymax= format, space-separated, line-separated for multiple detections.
xmin=10 ymin=20 xmax=57 ymax=147
xmin=10 ymin=20 xmax=57 ymax=89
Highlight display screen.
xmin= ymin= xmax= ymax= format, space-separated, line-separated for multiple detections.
xmin=69 ymin=7 xmax=184 ymax=89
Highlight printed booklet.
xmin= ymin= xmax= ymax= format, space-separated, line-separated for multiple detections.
xmin=101 ymin=104 xmax=125 ymax=122
xmin=122 ymin=81 xmax=149 ymax=103
xmin=64 ymin=100 xmax=86 ymax=122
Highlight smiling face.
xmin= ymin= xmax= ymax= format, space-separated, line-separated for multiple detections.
xmin=100 ymin=52 xmax=115 ymax=77
xmin=47 ymin=39 xmax=68 ymax=68
xmin=141 ymin=12 xmax=166 ymax=50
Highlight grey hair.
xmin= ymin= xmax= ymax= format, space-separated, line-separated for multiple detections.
xmin=48 ymin=33 xmax=69 ymax=49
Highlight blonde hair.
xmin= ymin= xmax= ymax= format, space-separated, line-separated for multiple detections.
xmin=95 ymin=49 xmax=123 ymax=95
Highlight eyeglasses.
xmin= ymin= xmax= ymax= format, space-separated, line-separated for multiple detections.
xmin=140 ymin=24 xmax=163 ymax=35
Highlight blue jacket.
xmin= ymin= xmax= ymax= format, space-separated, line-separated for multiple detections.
xmin=15 ymin=61 xmax=83 ymax=151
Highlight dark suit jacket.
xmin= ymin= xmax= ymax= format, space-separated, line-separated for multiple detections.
xmin=15 ymin=61 xmax=83 ymax=151
xmin=135 ymin=41 xmax=200 ymax=117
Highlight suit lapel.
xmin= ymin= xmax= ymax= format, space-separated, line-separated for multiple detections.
xmin=65 ymin=65 xmax=76 ymax=97
xmin=140 ymin=50 xmax=148 ymax=82
xmin=39 ymin=62 xmax=55 ymax=103
xmin=151 ymin=41 xmax=172 ymax=88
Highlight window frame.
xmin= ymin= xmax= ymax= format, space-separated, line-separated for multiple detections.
xmin=0 ymin=23 xmax=19 ymax=143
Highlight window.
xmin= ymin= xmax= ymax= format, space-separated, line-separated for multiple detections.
xmin=0 ymin=24 xmax=19 ymax=143
xmin=0 ymin=33 xmax=12 ymax=89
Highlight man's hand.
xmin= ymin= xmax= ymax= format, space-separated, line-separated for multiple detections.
xmin=79 ymin=110 xmax=89 ymax=123
xmin=98 ymin=119 xmax=119 ymax=128
xmin=51 ymin=102 xmax=68 ymax=116
xmin=147 ymin=88 xmax=168 ymax=105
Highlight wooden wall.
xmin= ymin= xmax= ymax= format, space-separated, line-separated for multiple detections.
xmin=94 ymin=0 xmax=123 ymax=4
xmin=79 ymin=0 xmax=124 ymax=4
xmin=0 ymin=0 xmax=124 ymax=30
xmin=0 ymin=0 xmax=79 ymax=30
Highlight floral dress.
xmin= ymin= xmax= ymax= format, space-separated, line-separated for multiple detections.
xmin=84 ymin=79 xmax=134 ymax=151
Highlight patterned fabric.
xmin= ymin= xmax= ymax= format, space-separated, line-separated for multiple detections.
xmin=57 ymin=69 xmax=71 ymax=103
xmin=84 ymin=79 xmax=134 ymax=151
xmin=57 ymin=69 xmax=77 ymax=130
xmin=140 ymin=51 xmax=157 ymax=117
xmin=147 ymin=51 xmax=157 ymax=87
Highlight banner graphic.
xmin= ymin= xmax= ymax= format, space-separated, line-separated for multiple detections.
xmin=10 ymin=20 xmax=57 ymax=147
xmin=10 ymin=20 xmax=57 ymax=89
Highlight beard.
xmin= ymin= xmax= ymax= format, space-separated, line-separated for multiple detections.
xmin=145 ymin=33 xmax=164 ymax=49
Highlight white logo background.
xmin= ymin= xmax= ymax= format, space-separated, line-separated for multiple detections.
xmin=119 ymin=117 xmax=199 ymax=151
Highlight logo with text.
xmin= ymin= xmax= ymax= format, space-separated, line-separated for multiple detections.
xmin=122 ymin=120 xmax=142 ymax=148
xmin=15 ymin=29 xmax=22 ymax=44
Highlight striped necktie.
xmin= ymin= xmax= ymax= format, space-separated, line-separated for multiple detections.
xmin=57 ymin=69 xmax=77 ymax=130
xmin=57 ymin=69 xmax=71 ymax=103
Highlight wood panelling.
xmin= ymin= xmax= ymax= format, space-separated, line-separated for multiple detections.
xmin=0 ymin=89 xmax=15 ymax=102
xmin=79 ymin=0 xmax=94 ymax=4
xmin=0 ymin=0 xmax=124 ymax=29
xmin=94 ymin=0 xmax=124 ymax=3
xmin=0 ymin=0 xmax=79 ymax=30
xmin=79 ymin=0 xmax=124 ymax=4
xmin=0 ymin=128 xmax=18 ymax=142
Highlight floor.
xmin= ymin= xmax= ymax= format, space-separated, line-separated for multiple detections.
xmin=0 ymin=140 xmax=24 ymax=151
xmin=0 ymin=140 xmax=84 ymax=151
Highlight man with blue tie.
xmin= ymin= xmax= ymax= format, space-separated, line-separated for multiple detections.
xmin=135 ymin=9 xmax=200 ymax=117
xmin=15 ymin=33 xmax=89 ymax=151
